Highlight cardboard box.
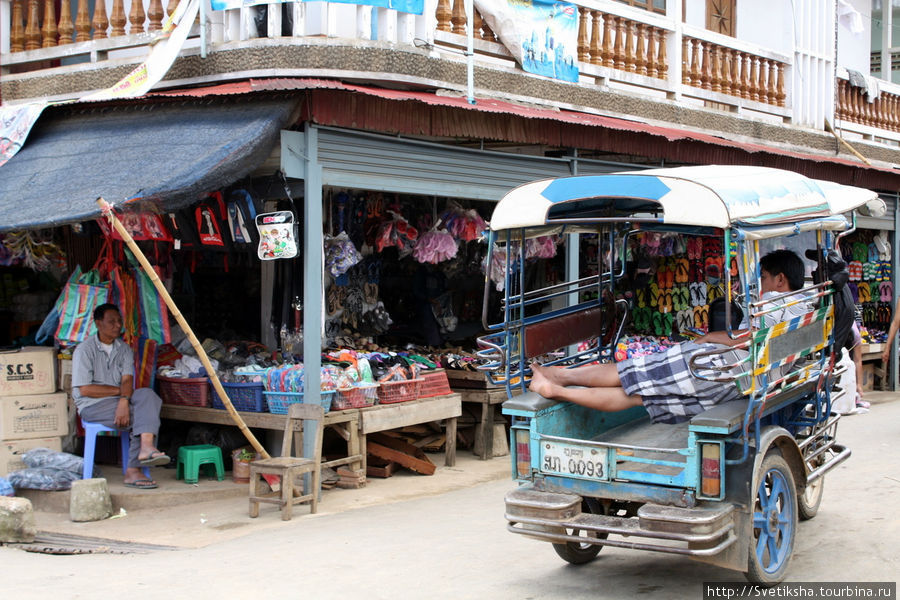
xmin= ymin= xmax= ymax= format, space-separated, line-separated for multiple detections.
xmin=0 ymin=347 xmax=58 ymax=397
xmin=861 ymin=363 xmax=876 ymax=392
xmin=0 ymin=436 xmax=62 ymax=476
xmin=59 ymin=356 xmax=72 ymax=394
xmin=0 ymin=392 xmax=69 ymax=440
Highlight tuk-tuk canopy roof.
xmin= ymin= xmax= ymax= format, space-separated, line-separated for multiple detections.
xmin=489 ymin=166 xmax=880 ymax=233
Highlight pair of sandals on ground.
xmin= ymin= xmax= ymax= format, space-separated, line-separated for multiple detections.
xmin=124 ymin=450 xmax=170 ymax=490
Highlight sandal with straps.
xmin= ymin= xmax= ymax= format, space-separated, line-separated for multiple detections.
xmin=858 ymin=283 xmax=871 ymax=303
xmin=674 ymin=257 xmax=690 ymax=284
xmin=635 ymin=287 xmax=648 ymax=308
xmin=676 ymin=309 xmax=694 ymax=334
xmin=649 ymin=282 xmax=660 ymax=309
xmin=881 ymin=281 xmax=894 ymax=303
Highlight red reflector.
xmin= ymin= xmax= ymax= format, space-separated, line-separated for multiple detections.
xmin=515 ymin=430 xmax=531 ymax=478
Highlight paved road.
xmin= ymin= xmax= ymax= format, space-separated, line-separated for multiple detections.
xmin=3 ymin=397 xmax=898 ymax=600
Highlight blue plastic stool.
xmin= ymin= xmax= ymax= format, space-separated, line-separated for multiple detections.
xmin=81 ymin=420 xmax=150 ymax=480
xmin=177 ymin=445 xmax=225 ymax=484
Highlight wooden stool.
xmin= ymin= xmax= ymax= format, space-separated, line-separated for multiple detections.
xmin=249 ymin=403 xmax=324 ymax=521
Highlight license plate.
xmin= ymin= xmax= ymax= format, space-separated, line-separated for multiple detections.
xmin=540 ymin=441 xmax=608 ymax=481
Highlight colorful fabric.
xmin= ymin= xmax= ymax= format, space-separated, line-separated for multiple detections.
xmin=616 ymin=341 xmax=745 ymax=424
xmin=55 ymin=268 xmax=110 ymax=346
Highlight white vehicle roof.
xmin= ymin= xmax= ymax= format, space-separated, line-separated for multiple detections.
xmin=490 ymin=165 xmax=880 ymax=236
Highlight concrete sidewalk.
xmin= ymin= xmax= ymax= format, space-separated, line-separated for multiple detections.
xmin=21 ymin=451 xmax=512 ymax=549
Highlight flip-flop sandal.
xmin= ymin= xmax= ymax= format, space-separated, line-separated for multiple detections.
xmin=139 ymin=452 xmax=170 ymax=467
xmin=635 ymin=287 xmax=647 ymax=308
xmin=124 ymin=479 xmax=158 ymax=489
xmin=848 ymin=260 xmax=863 ymax=281
xmin=676 ymin=309 xmax=694 ymax=334
xmin=674 ymin=258 xmax=689 ymax=284
xmin=857 ymin=283 xmax=871 ymax=303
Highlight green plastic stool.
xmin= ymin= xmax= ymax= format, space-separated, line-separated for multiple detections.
xmin=177 ymin=444 xmax=225 ymax=484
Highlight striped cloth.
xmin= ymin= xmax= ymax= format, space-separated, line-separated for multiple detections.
xmin=617 ymin=341 xmax=746 ymax=424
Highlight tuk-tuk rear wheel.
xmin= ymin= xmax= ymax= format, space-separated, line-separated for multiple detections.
xmin=552 ymin=499 xmax=607 ymax=565
xmin=798 ymin=458 xmax=825 ymax=521
xmin=745 ymin=452 xmax=797 ymax=586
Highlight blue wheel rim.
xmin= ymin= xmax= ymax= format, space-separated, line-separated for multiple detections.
xmin=752 ymin=467 xmax=795 ymax=574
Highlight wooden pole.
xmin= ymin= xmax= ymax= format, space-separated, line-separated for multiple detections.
xmin=96 ymin=198 xmax=270 ymax=460
xmin=824 ymin=119 xmax=872 ymax=166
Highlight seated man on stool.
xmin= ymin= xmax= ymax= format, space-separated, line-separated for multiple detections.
xmin=72 ymin=303 xmax=169 ymax=489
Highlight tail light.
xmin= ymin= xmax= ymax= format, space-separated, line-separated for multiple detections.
xmin=514 ymin=428 xmax=531 ymax=479
xmin=700 ymin=443 xmax=722 ymax=498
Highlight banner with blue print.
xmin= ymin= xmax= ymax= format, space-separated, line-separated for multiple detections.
xmin=210 ymin=0 xmax=423 ymax=14
xmin=475 ymin=0 xmax=579 ymax=83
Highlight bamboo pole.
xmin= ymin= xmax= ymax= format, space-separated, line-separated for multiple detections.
xmin=96 ymin=197 xmax=271 ymax=460
xmin=824 ymin=119 xmax=872 ymax=166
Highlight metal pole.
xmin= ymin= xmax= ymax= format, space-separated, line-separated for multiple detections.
xmin=466 ymin=0 xmax=475 ymax=105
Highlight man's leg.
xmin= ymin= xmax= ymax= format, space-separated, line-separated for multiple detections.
xmin=129 ymin=388 xmax=167 ymax=468
xmin=78 ymin=396 xmax=158 ymax=485
xmin=531 ymin=362 xmax=622 ymax=388
xmin=529 ymin=367 xmax=641 ymax=412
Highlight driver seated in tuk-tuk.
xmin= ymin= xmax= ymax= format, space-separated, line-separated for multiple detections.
xmin=529 ymin=249 xmax=809 ymax=424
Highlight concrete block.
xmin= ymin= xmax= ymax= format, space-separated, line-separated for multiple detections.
xmin=69 ymin=478 xmax=112 ymax=522
xmin=0 ymin=496 xmax=37 ymax=542
xmin=473 ymin=423 xmax=510 ymax=458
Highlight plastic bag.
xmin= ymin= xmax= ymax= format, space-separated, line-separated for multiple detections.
xmin=0 ymin=476 xmax=13 ymax=497
xmin=7 ymin=467 xmax=80 ymax=491
xmin=22 ymin=447 xmax=84 ymax=475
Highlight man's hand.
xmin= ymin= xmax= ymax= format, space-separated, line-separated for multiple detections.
xmin=114 ymin=398 xmax=130 ymax=428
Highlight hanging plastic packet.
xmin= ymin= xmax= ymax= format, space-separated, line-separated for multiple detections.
xmin=325 ymin=232 xmax=363 ymax=277
xmin=256 ymin=211 xmax=298 ymax=260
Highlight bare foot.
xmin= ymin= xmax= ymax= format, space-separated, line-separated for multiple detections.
xmin=531 ymin=363 xmax=565 ymax=385
xmin=529 ymin=365 xmax=558 ymax=398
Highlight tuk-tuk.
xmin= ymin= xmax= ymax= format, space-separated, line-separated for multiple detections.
xmin=477 ymin=165 xmax=883 ymax=585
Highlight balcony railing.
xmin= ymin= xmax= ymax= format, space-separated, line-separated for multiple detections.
xmin=0 ymin=0 xmax=803 ymax=134
xmin=835 ymin=69 xmax=900 ymax=146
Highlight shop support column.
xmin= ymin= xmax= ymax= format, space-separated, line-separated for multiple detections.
xmin=303 ymin=125 xmax=323 ymax=403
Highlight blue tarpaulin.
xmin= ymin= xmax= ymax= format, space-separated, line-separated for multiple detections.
xmin=0 ymin=97 xmax=297 ymax=232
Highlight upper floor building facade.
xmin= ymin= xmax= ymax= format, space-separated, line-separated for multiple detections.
xmin=1 ymin=0 xmax=899 ymax=192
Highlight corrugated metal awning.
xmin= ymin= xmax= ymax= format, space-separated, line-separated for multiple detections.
xmin=0 ymin=96 xmax=298 ymax=232
xmin=148 ymin=78 xmax=900 ymax=190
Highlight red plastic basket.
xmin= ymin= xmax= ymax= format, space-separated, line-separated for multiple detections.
xmin=418 ymin=369 xmax=452 ymax=398
xmin=332 ymin=383 xmax=380 ymax=410
xmin=377 ymin=378 xmax=423 ymax=404
xmin=158 ymin=376 xmax=211 ymax=407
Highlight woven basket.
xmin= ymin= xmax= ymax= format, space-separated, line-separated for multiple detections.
xmin=264 ymin=390 xmax=335 ymax=415
xmin=377 ymin=378 xmax=423 ymax=404
xmin=332 ymin=383 xmax=380 ymax=410
xmin=158 ymin=376 xmax=210 ymax=407
xmin=210 ymin=381 xmax=267 ymax=412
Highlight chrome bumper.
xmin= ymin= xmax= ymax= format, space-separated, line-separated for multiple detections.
xmin=505 ymin=486 xmax=737 ymax=557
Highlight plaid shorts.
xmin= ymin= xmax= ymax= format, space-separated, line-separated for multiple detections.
xmin=617 ymin=341 xmax=745 ymax=424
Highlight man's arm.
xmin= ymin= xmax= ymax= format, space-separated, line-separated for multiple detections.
xmin=696 ymin=330 xmax=750 ymax=347
xmin=882 ymin=299 xmax=900 ymax=364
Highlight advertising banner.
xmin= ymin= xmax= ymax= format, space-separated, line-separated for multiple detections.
xmin=475 ymin=0 xmax=579 ymax=83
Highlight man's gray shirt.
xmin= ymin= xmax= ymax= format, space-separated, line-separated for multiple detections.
xmin=71 ymin=334 xmax=134 ymax=411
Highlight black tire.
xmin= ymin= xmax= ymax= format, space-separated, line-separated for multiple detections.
xmin=745 ymin=453 xmax=797 ymax=586
xmin=552 ymin=499 xmax=606 ymax=565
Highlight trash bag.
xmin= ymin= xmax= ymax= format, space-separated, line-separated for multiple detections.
xmin=7 ymin=467 xmax=80 ymax=491
xmin=22 ymin=447 xmax=84 ymax=476
xmin=0 ymin=476 xmax=14 ymax=496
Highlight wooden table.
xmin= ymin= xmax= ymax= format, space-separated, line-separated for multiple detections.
xmin=455 ymin=387 xmax=512 ymax=460
xmin=357 ymin=393 xmax=462 ymax=471
xmin=160 ymin=392 xmax=462 ymax=472
xmin=159 ymin=404 xmax=364 ymax=472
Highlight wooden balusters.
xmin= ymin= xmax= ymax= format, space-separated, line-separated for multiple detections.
xmin=690 ymin=38 xmax=702 ymax=86
xmin=624 ymin=20 xmax=635 ymax=72
xmin=589 ymin=11 xmax=602 ymax=65
xmin=450 ymin=0 xmax=466 ymax=34
xmin=75 ymin=0 xmax=91 ymax=42
xmin=58 ymin=0 xmax=74 ymax=44
xmin=480 ymin=17 xmax=497 ymax=42
xmin=148 ymin=0 xmax=164 ymax=32
xmin=775 ymin=63 xmax=787 ymax=106
xmin=25 ymin=0 xmax=41 ymax=50
xmin=656 ymin=27 xmax=667 ymax=79
xmin=700 ymin=41 xmax=711 ymax=90
xmin=756 ymin=57 xmax=767 ymax=103
xmin=728 ymin=49 xmax=739 ymax=96
xmin=110 ymin=0 xmax=127 ymax=36
xmin=646 ymin=26 xmax=657 ymax=77
xmin=766 ymin=60 xmax=776 ymax=104
xmin=92 ymin=0 xmax=109 ymax=40
xmin=635 ymin=23 xmax=647 ymax=75
xmin=836 ymin=79 xmax=847 ymax=121
xmin=710 ymin=44 xmax=720 ymax=92
xmin=41 ymin=0 xmax=58 ymax=47
xmin=682 ymin=36 xmax=691 ymax=84
xmin=601 ymin=12 xmax=614 ymax=67
xmin=577 ymin=7 xmax=589 ymax=63
xmin=10 ymin=0 xmax=25 ymax=52
xmin=130 ymin=0 xmax=146 ymax=34
xmin=613 ymin=17 xmax=625 ymax=70
xmin=436 ymin=0 xmax=451 ymax=32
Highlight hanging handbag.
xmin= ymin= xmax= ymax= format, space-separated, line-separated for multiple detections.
xmin=256 ymin=211 xmax=298 ymax=260
xmin=54 ymin=267 xmax=110 ymax=345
